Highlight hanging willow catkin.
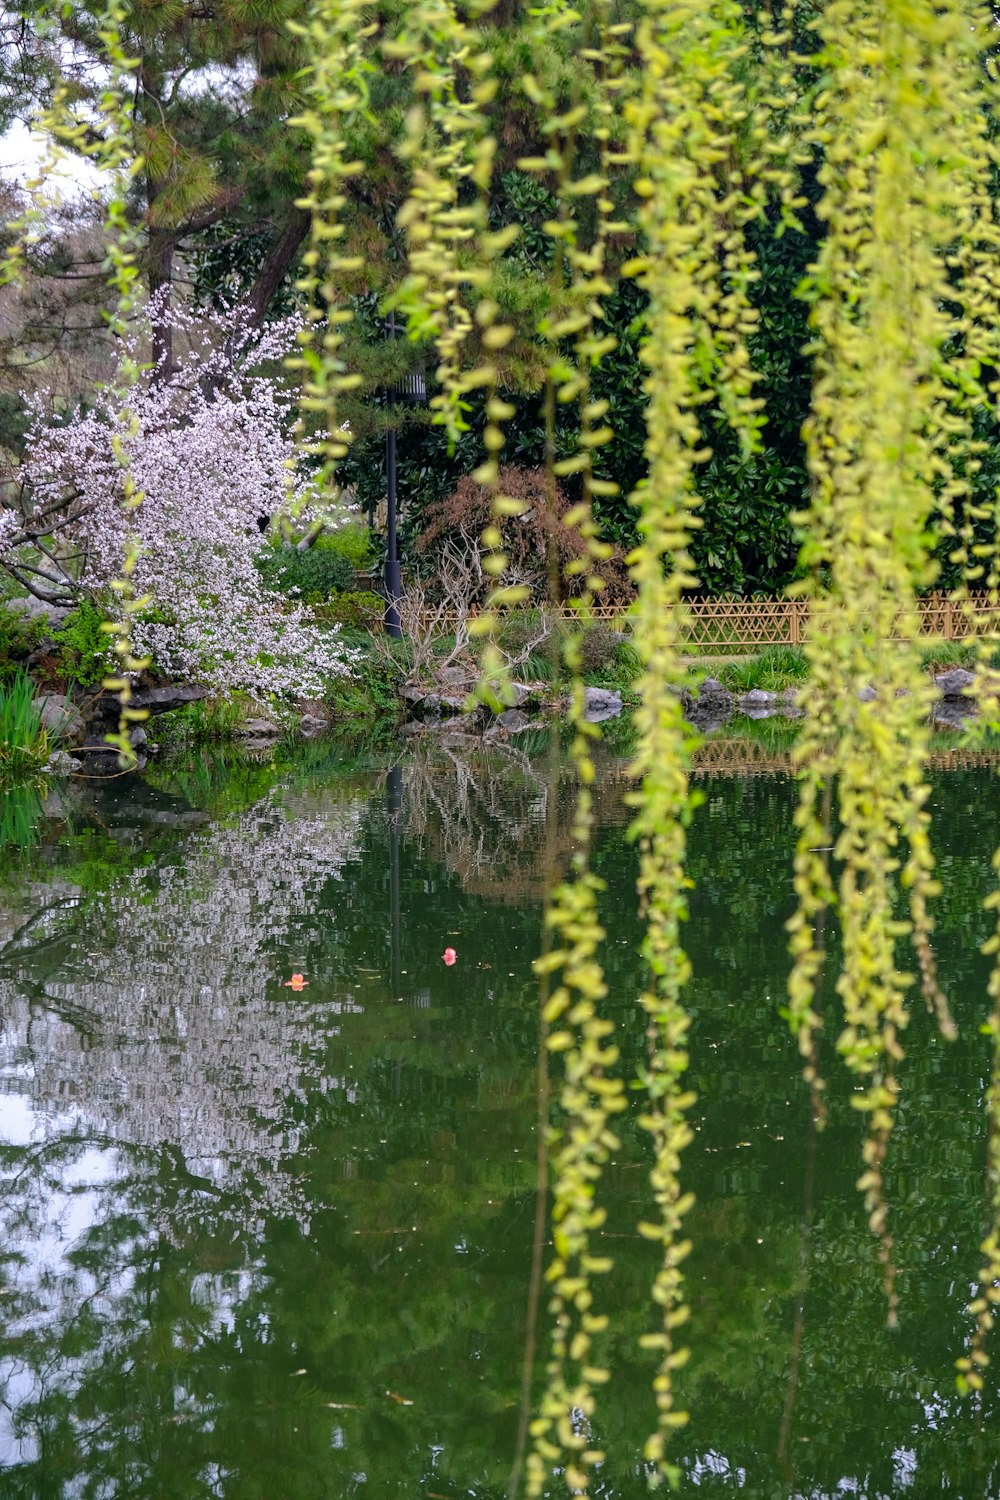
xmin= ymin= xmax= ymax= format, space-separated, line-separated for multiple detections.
xmin=788 ymin=0 xmax=1000 ymax=1324
xmin=384 ymin=0 xmax=524 ymax=708
xmin=288 ymin=0 xmax=374 ymax=473
xmin=521 ymin=6 xmax=634 ymax=1495
xmin=386 ymin=0 xmax=516 ymax=448
xmin=625 ymin=0 xmax=764 ymax=1483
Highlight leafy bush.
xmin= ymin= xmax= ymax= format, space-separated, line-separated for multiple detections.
xmin=325 ymin=648 xmax=403 ymax=723
xmin=50 ymin=600 xmax=113 ymax=687
xmin=0 ymin=604 xmax=36 ymax=685
xmin=314 ymin=523 xmax=377 ymax=571
xmin=578 ymin=622 xmax=629 ymax=679
xmin=255 ymin=545 xmax=356 ymax=604
xmin=311 ymin=589 xmax=384 ymax=630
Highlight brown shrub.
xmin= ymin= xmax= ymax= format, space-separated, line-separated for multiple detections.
xmin=413 ymin=465 xmax=635 ymax=607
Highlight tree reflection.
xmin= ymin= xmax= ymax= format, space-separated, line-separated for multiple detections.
xmin=0 ymin=782 xmax=371 ymax=1235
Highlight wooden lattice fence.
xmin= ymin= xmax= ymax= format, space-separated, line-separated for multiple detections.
xmin=389 ymin=580 xmax=1000 ymax=652
xmin=677 ymin=592 xmax=1000 ymax=654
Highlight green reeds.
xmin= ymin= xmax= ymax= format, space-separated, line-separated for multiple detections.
xmin=0 ymin=670 xmax=48 ymax=779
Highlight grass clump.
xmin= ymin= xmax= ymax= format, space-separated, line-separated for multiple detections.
xmin=718 ymin=645 xmax=810 ymax=693
xmin=157 ymin=694 xmax=260 ymax=747
xmin=0 ymin=669 xmax=48 ymax=779
xmin=918 ymin=639 xmax=977 ymax=673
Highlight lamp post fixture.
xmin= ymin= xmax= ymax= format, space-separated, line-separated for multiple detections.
xmin=384 ymin=312 xmax=427 ymax=639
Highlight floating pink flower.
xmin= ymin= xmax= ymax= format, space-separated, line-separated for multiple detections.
xmin=284 ymin=973 xmax=308 ymax=990
xmin=442 ymin=948 xmax=457 ymax=967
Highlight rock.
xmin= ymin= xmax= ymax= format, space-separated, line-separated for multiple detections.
xmin=43 ymin=749 xmax=80 ymax=776
xmin=128 ymin=684 xmax=212 ymax=714
xmin=401 ymin=720 xmax=426 ymax=736
xmin=681 ymin=677 xmax=733 ymax=731
xmin=401 ymin=683 xmax=427 ymax=705
xmin=737 ymin=689 xmax=777 ymax=711
xmin=497 ymin=708 xmax=532 ymax=732
xmin=299 ymin=714 xmax=328 ymax=737
xmin=858 ymin=684 xmax=878 ymax=703
xmin=26 ymin=637 xmax=60 ymax=667
xmin=4 ymin=595 xmax=73 ymax=629
xmin=237 ymin=717 xmax=280 ymax=738
xmin=698 ymin=677 xmax=732 ymax=709
xmin=511 ymin=681 xmax=539 ymax=707
xmin=583 ymin=685 xmax=624 ymax=723
xmin=33 ymin=694 xmax=84 ymax=743
xmin=87 ymin=683 xmax=211 ymax=733
xmin=931 ymin=697 xmax=977 ymax=731
xmin=129 ymin=726 xmax=148 ymax=751
xmin=933 ymin=668 xmax=976 ymax=697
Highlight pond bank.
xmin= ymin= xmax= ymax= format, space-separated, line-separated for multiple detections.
xmin=1 ymin=604 xmax=992 ymax=783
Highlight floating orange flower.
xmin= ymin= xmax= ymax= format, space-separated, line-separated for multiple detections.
xmin=442 ymin=948 xmax=457 ymax=966
xmin=284 ymin=973 xmax=308 ymax=990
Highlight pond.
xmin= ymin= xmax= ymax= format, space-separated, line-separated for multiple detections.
xmin=0 ymin=738 xmax=998 ymax=1498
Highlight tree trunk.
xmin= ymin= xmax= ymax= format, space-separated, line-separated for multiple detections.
xmin=246 ymin=208 xmax=311 ymax=332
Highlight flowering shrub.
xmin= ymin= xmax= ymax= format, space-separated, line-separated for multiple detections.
xmin=3 ymin=303 xmax=356 ymax=698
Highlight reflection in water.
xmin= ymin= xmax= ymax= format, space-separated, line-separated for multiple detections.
xmin=0 ymin=744 xmax=999 ymax=1495
xmin=0 ymin=784 xmax=370 ymax=1234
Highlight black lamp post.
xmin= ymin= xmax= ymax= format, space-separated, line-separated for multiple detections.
xmin=384 ymin=312 xmax=427 ymax=639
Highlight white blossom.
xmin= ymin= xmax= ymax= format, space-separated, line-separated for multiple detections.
xmin=9 ymin=302 xmax=359 ymax=697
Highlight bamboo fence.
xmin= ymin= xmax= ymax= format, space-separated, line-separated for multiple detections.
xmin=395 ymin=588 xmax=1000 ymax=653
xmin=676 ymin=592 xmax=999 ymax=654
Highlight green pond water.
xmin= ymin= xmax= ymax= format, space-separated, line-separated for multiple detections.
xmin=1 ymin=739 xmax=999 ymax=1498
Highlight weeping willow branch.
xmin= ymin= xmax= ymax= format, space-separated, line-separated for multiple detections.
xmin=288 ymin=0 xmax=374 ymax=475
xmin=788 ymin=0 xmax=1000 ymax=1325
xmin=624 ymin=0 xmax=764 ymax=1481
xmin=518 ymin=5 xmax=638 ymax=1494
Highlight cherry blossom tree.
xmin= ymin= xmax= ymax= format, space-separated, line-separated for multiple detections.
xmin=2 ymin=302 xmax=357 ymax=698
